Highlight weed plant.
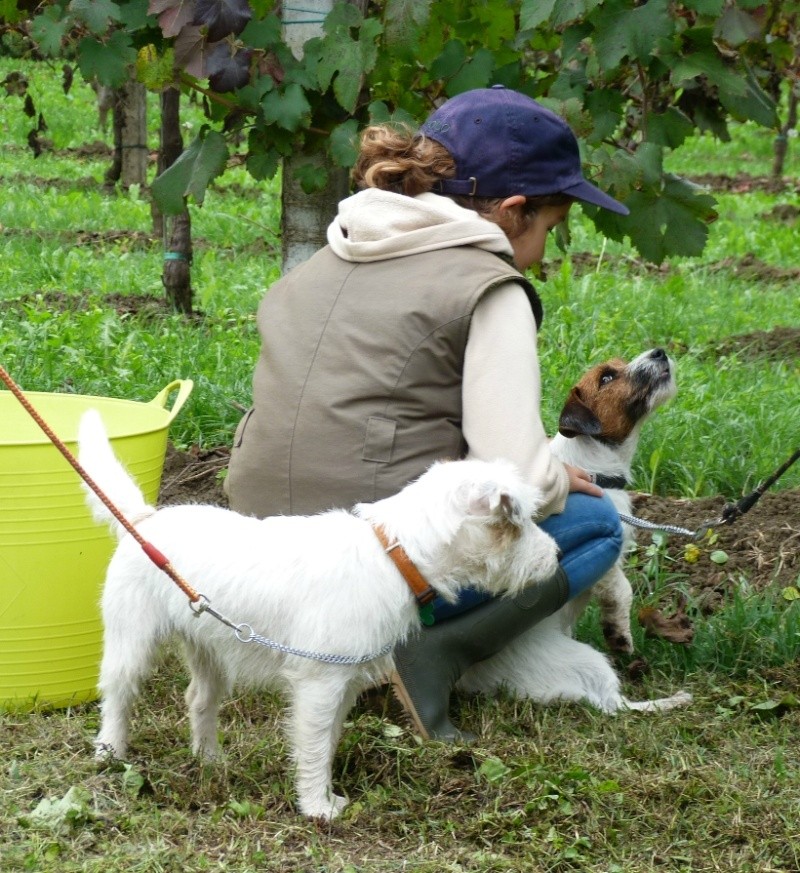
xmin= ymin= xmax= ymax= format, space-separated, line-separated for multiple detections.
xmin=1 ymin=61 xmax=799 ymax=873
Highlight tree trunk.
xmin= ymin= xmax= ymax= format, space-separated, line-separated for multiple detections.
xmin=162 ymin=211 xmax=194 ymax=314
xmin=772 ymin=85 xmax=798 ymax=179
xmin=155 ymin=88 xmax=194 ymax=314
xmin=152 ymin=88 xmax=184 ymax=238
xmin=105 ymin=76 xmax=148 ymax=187
xmin=280 ymin=155 xmax=349 ymax=272
xmin=279 ymin=0 xmax=366 ymax=274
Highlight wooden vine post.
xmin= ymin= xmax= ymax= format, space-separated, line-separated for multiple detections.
xmin=105 ymin=76 xmax=148 ymax=188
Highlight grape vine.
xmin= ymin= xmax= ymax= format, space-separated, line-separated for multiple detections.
xmin=1 ymin=0 xmax=796 ymax=264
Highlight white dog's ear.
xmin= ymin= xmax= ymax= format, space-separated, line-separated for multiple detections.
xmin=465 ymin=484 xmax=524 ymax=527
xmin=498 ymin=492 xmax=525 ymax=527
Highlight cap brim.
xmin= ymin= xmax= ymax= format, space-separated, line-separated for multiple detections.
xmin=563 ymin=179 xmax=629 ymax=216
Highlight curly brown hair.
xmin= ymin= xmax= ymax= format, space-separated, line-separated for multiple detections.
xmin=351 ymin=124 xmax=572 ymax=239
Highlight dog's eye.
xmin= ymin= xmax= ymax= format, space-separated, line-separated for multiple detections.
xmin=600 ymin=371 xmax=616 ymax=385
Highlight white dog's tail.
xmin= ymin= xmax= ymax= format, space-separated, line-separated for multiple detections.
xmin=77 ymin=409 xmax=154 ymax=539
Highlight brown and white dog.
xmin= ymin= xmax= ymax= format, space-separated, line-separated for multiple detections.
xmin=457 ymin=348 xmax=690 ymax=714
xmin=552 ymin=346 xmax=677 ymax=654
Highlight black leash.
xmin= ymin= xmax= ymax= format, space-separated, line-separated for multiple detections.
xmin=620 ymin=447 xmax=800 ymax=539
xmin=719 ymin=447 xmax=800 ymax=525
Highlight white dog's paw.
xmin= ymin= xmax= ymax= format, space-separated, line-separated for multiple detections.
xmin=94 ymin=740 xmax=121 ymax=762
xmin=299 ymin=792 xmax=348 ymax=821
xmin=668 ymin=690 xmax=693 ymax=707
xmin=191 ymin=737 xmax=222 ymax=760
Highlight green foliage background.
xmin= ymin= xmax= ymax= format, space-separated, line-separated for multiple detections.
xmin=3 ymin=0 xmax=798 ymax=263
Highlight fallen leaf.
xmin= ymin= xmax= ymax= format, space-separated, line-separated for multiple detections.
xmin=638 ymin=597 xmax=695 ymax=645
xmin=749 ymin=694 xmax=799 ymax=718
xmin=26 ymin=786 xmax=93 ymax=831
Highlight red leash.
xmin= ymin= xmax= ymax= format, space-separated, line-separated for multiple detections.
xmin=0 ymin=364 xmax=201 ymax=605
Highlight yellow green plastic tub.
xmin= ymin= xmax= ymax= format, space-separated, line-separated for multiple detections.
xmin=0 ymin=380 xmax=193 ymax=711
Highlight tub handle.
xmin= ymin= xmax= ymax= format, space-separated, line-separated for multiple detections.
xmin=148 ymin=380 xmax=194 ymax=423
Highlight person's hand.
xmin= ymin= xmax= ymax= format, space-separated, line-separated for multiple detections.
xmin=564 ymin=463 xmax=604 ymax=497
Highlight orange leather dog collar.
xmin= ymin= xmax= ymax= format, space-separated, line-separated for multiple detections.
xmin=372 ymin=524 xmax=436 ymax=607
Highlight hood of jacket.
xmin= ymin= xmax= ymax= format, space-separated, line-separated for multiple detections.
xmin=326 ymin=188 xmax=515 ymax=263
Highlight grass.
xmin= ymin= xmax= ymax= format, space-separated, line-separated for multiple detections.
xmin=1 ymin=60 xmax=799 ymax=872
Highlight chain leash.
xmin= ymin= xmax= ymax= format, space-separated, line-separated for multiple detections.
xmin=189 ymin=596 xmax=393 ymax=665
xmin=617 ymin=512 xmax=704 ymax=539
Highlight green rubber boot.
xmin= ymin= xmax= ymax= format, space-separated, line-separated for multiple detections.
xmin=391 ymin=568 xmax=569 ymax=742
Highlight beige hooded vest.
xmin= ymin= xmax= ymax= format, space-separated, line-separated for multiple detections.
xmin=226 ymin=244 xmax=542 ymax=518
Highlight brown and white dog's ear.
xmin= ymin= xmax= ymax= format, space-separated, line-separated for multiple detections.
xmin=558 ymin=389 xmax=603 ymax=438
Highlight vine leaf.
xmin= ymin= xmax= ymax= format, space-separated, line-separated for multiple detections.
xmin=261 ymin=83 xmax=311 ymax=131
xmin=77 ymin=32 xmax=137 ymax=87
xmin=584 ymin=89 xmax=625 ymax=143
xmin=30 ymin=6 xmax=69 ymax=56
xmin=520 ymin=0 xmax=557 ymax=31
xmin=551 ymin=0 xmax=603 ymax=29
xmin=310 ymin=5 xmax=382 ymax=113
xmin=152 ymin=127 xmax=229 ymax=214
xmin=192 ymin=0 xmax=252 ymax=42
xmin=207 ymin=43 xmax=252 ymax=92
xmin=117 ymin=0 xmax=153 ymax=29
xmin=292 ymin=161 xmax=329 ymax=195
xmin=174 ymin=25 xmax=212 ymax=78
xmin=246 ymin=144 xmax=280 ymax=181
xmin=645 ymin=107 xmax=695 ymax=149
xmin=430 ymin=40 xmax=467 ymax=81
xmin=384 ymin=0 xmax=431 ymax=48
xmin=604 ymin=176 xmax=717 ymax=264
xmin=718 ymin=63 xmax=778 ymax=129
xmin=713 ymin=4 xmax=762 ymax=47
xmin=239 ymin=13 xmax=282 ymax=49
xmin=329 ymin=118 xmax=359 ymax=167
xmin=593 ymin=0 xmax=673 ymax=70
xmin=69 ymin=0 xmax=122 ymax=34
xmin=149 ymin=0 xmax=195 ymax=38
xmin=445 ymin=46 xmax=494 ymax=95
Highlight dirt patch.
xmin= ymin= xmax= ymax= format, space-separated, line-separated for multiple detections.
xmin=684 ymin=172 xmax=799 ymax=195
xmin=6 ymin=289 xmax=176 ymax=320
xmin=1 ymin=226 xmax=158 ymax=251
xmin=706 ymin=326 xmax=800 ymax=362
xmin=705 ymin=253 xmax=800 ymax=284
xmin=158 ymin=446 xmax=800 ymax=612
xmin=160 ymin=444 xmax=231 ymax=508
xmin=633 ymin=488 xmax=800 ymax=607
xmin=562 ymin=250 xmax=800 ymax=284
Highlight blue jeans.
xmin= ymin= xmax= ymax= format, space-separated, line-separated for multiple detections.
xmin=431 ymin=491 xmax=624 ymax=621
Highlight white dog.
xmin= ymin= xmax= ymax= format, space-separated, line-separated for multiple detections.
xmin=78 ymin=410 xmax=560 ymax=820
xmin=458 ymin=349 xmax=691 ymax=714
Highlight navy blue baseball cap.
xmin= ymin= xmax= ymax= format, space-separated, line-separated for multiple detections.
xmin=419 ymin=85 xmax=629 ymax=215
